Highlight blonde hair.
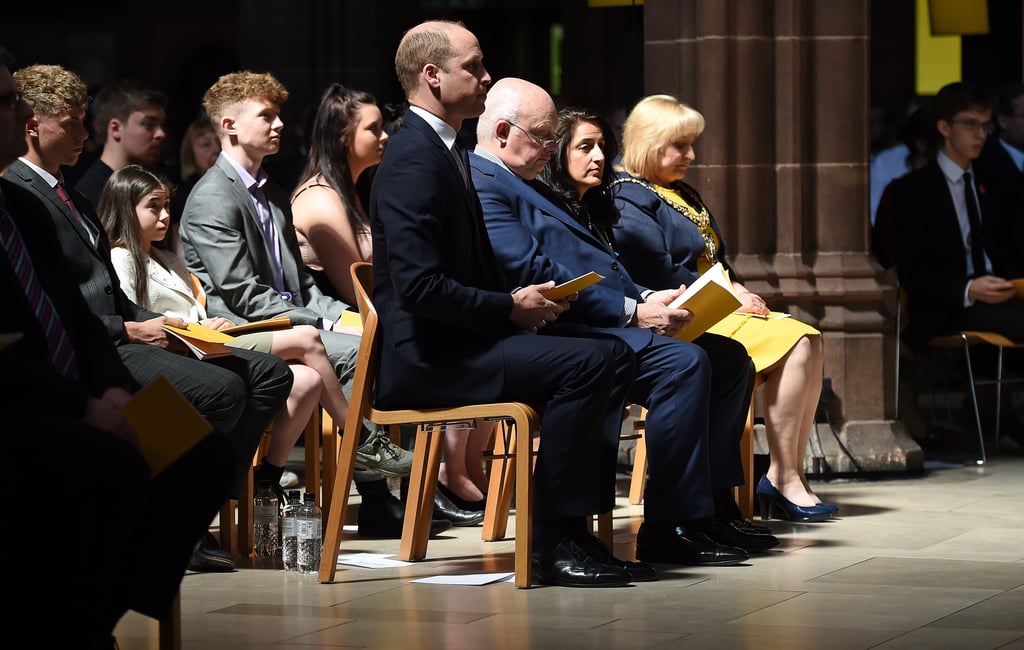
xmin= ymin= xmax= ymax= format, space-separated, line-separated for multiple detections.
xmin=179 ymin=116 xmax=216 ymax=180
xmin=202 ymin=71 xmax=288 ymax=135
xmin=12 ymin=64 xmax=88 ymax=118
xmin=621 ymin=94 xmax=705 ymax=180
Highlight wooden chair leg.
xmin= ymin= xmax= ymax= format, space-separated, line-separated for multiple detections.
xmin=304 ymin=410 xmax=321 ymax=505
xmin=594 ymin=511 xmax=613 ymax=549
xmin=399 ymin=424 xmax=445 ymax=561
xmin=732 ymin=391 xmax=757 ymax=520
xmin=320 ymin=409 xmax=337 ymax=516
xmin=218 ymin=499 xmax=237 ymax=556
xmin=628 ymin=410 xmax=648 ymax=505
xmin=513 ymin=413 xmax=533 ymax=588
xmin=158 ymin=589 xmax=181 ymax=650
xmin=482 ymin=421 xmax=516 ymax=541
xmin=317 ymin=406 xmax=365 ymax=582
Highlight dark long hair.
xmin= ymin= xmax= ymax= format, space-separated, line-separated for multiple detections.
xmin=296 ymin=83 xmax=377 ymax=236
xmin=539 ymin=107 xmax=621 ymax=231
xmin=98 ymin=164 xmax=172 ymax=307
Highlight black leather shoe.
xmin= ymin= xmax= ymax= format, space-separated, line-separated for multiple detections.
xmin=358 ymin=491 xmax=452 ymax=538
xmin=726 ymin=518 xmax=773 ymax=536
xmin=532 ymin=537 xmax=632 ymax=587
xmin=635 ymin=523 xmax=748 ymax=566
xmin=187 ymin=533 xmax=235 ymax=572
xmin=433 ymin=490 xmax=485 ymax=526
xmin=704 ymin=519 xmax=779 ymax=553
xmin=437 ymin=481 xmax=486 ymax=512
xmin=574 ymin=533 xmax=657 ymax=582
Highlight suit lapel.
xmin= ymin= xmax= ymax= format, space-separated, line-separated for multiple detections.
xmin=8 ymin=160 xmax=101 ymax=258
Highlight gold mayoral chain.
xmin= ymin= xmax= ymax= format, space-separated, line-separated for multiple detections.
xmin=610 ymin=176 xmax=718 ymax=264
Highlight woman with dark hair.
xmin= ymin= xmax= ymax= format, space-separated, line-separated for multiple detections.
xmin=101 ymin=164 xmax=355 ymax=498
xmin=291 ymin=83 xmax=387 ymax=305
xmin=609 ymin=95 xmax=834 ymax=522
xmin=292 ymin=85 xmax=488 ymax=524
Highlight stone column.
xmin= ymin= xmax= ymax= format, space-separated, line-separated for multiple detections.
xmin=643 ymin=0 xmax=918 ymax=472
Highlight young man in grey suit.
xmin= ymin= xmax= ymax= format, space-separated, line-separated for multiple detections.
xmin=179 ymin=71 xmax=451 ymax=537
xmin=6 ymin=62 xmax=294 ymax=572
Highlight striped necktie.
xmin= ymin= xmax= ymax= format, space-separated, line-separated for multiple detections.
xmin=55 ymin=181 xmax=98 ymax=245
xmin=0 ymin=200 xmax=80 ymax=379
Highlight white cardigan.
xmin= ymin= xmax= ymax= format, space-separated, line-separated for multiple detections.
xmin=110 ymin=246 xmax=208 ymax=321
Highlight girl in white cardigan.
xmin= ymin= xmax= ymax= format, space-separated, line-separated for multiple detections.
xmin=100 ymin=165 xmax=353 ymax=494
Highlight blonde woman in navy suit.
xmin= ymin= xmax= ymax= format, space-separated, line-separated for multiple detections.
xmin=100 ymin=165 xmax=354 ymax=494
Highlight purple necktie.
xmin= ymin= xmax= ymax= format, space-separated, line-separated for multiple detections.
xmin=0 ymin=201 xmax=80 ymax=379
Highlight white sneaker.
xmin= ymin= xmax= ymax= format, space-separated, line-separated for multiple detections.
xmin=279 ymin=470 xmax=300 ymax=488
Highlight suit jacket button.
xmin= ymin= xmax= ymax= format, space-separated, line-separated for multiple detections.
xmin=105 ymin=285 xmax=113 ymax=294
xmin=611 ymin=262 xmax=619 ymax=270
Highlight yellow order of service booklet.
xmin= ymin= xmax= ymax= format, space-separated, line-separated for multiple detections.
xmin=162 ymin=322 xmax=236 ymax=360
xmin=668 ymin=262 xmax=742 ymax=342
xmin=119 ymin=375 xmax=214 ymax=476
xmin=541 ymin=271 xmax=606 ymax=301
xmin=1012 ymin=278 xmax=1024 ymax=299
xmin=221 ymin=314 xmax=293 ymax=335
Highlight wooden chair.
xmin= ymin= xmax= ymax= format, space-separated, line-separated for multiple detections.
xmin=318 ymin=262 xmax=541 ymax=588
xmin=218 ymin=410 xmax=323 ymax=557
xmin=628 ymin=373 xmax=763 ymax=520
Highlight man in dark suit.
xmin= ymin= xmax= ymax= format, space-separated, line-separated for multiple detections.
xmin=892 ymin=81 xmax=1024 ymax=447
xmin=974 ymin=81 xmax=1024 ymax=277
xmin=472 ymin=78 xmax=771 ymax=564
xmin=370 ymin=20 xmax=646 ymax=587
xmin=5 ymin=62 xmax=295 ymax=571
xmin=0 ymin=44 xmax=234 ymax=649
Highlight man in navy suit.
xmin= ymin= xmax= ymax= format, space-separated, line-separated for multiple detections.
xmin=892 ymin=81 xmax=1024 ymax=448
xmin=370 ymin=20 xmax=644 ymax=587
xmin=472 ymin=78 xmax=772 ymax=565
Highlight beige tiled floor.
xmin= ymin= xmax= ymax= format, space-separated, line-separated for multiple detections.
xmin=115 ymin=455 xmax=1024 ymax=649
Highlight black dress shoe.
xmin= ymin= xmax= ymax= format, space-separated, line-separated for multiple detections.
xmin=433 ymin=490 xmax=485 ymax=526
xmin=187 ymin=533 xmax=235 ymax=572
xmin=358 ymin=491 xmax=452 ymax=538
xmin=704 ymin=519 xmax=779 ymax=553
xmin=574 ymin=533 xmax=657 ymax=582
xmin=532 ymin=537 xmax=632 ymax=587
xmin=723 ymin=517 xmax=773 ymax=536
xmin=635 ymin=523 xmax=748 ymax=566
xmin=437 ymin=481 xmax=486 ymax=512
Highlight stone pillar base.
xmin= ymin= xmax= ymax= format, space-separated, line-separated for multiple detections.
xmin=753 ymin=421 xmax=923 ymax=474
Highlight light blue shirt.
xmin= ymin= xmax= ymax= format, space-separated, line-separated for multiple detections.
xmin=936 ymin=150 xmax=991 ymax=306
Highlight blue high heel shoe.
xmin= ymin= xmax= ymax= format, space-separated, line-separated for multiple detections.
xmin=756 ymin=476 xmax=833 ymax=522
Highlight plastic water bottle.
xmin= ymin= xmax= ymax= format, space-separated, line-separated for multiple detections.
xmin=296 ymin=492 xmax=322 ymax=574
xmin=253 ymin=480 xmax=280 ymax=559
xmin=281 ymin=490 xmax=301 ymax=571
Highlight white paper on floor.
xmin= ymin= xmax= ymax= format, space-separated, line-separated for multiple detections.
xmin=336 ymin=553 xmax=415 ymax=568
xmin=410 ymin=572 xmax=515 ymax=586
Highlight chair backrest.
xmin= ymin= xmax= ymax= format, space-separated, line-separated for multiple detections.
xmin=349 ymin=261 xmax=382 ymax=418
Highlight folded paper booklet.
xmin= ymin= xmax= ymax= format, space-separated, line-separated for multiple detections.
xmin=667 ymin=262 xmax=742 ymax=342
xmin=221 ymin=314 xmax=292 ymax=335
xmin=541 ymin=271 xmax=606 ymax=301
xmin=337 ymin=310 xmax=363 ymax=329
xmin=1013 ymin=278 xmax=1024 ymax=299
xmin=0 ymin=332 xmax=23 ymax=351
xmin=119 ymin=375 xmax=213 ymax=476
xmin=162 ymin=322 xmax=236 ymax=360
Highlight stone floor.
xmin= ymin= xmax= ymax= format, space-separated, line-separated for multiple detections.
xmin=113 ymin=450 xmax=1024 ymax=649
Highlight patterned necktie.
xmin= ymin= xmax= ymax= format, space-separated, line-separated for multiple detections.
xmin=55 ymin=181 xmax=98 ymax=245
xmin=962 ymin=172 xmax=987 ymax=277
xmin=0 ymin=200 xmax=80 ymax=379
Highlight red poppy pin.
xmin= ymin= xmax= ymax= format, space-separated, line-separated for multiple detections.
xmin=978 ymin=184 xmax=987 ymax=195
